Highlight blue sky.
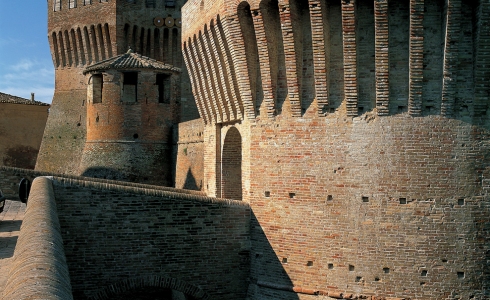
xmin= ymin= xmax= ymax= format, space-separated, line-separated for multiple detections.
xmin=0 ymin=1 xmax=54 ymax=104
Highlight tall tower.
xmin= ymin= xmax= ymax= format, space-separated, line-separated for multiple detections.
xmin=36 ymin=0 xmax=196 ymax=185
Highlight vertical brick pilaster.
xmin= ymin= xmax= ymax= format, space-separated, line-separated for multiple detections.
xmin=375 ymin=0 xmax=389 ymax=116
xmin=190 ymin=36 xmax=216 ymax=124
xmin=59 ymin=31 xmax=67 ymax=67
xmin=159 ymin=28 xmax=164 ymax=63
xmin=408 ymin=0 xmax=424 ymax=116
xmin=182 ymin=42 xmax=208 ymax=124
xmin=310 ymin=0 xmax=329 ymax=116
xmin=342 ymin=0 xmax=358 ymax=117
xmin=82 ymin=27 xmax=92 ymax=64
xmin=214 ymin=18 xmax=242 ymax=120
xmin=221 ymin=15 xmax=256 ymax=120
xmin=64 ymin=30 xmax=74 ymax=66
xmin=253 ymin=10 xmax=276 ymax=118
xmin=70 ymin=29 xmax=79 ymax=66
xmin=474 ymin=1 xmax=490 ymax=118
xmin=208 ymin=22 xmax=236 ymax=121
xmin=100 ymin=24 xmax=110 ymax=59
xmin=440 ymin=0 xmax=461 ymax=117
xmin=195 ymin=32 xmax=222 ymax=123
xmin=203 ymin=25 xmax=230 ymax=122
xmin=150 ymin=28 xmax=155 ymax=59
xmin=280 ymin=3 xmax=302 ymax=117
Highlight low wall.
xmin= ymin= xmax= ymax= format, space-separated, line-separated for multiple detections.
xmin=2 ymin=177 xmax=73 ymax=300
xmin=50 ymin=176 xmax=250 ymax=299
xmin=0 ymin=166 xmax=205 ymax=200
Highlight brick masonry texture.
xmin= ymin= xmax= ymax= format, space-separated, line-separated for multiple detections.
xmin=36 ymin=0 xmax=200 ymax=180
xmin=0 ymin=98 xmax=49 ymax=170
xmin=2 ymin=177 xmax=73 ymax=300
xmin=50 ymin=176 xmax=250 ymax=299
xmin=182 ymin=0 xmax=490 ymax=299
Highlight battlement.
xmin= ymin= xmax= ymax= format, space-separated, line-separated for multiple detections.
xmin=182 ymin=0 xmax=490 ymax=123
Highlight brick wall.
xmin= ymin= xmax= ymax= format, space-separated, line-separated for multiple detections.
xmin=174 ymin=118 xmax=204 ymax=190
xmin=182 ymin=0 xmax=490 ymax=298
xmin=0 ymin=103 xmax=49 ymax=170
xmin=49 ymin=176 xmax=250 ymax=299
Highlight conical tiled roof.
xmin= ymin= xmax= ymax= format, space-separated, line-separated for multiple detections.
xmin=83 ymin=49 xmax=181 ymax=74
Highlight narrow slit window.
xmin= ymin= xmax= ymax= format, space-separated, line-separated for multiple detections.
xmin=156 ymin=74 xmax=171 ymax=103
xmin=92 ymin=74 xmax=103 ymax=104
xmin=123 ymin=72 xmax=138 ymax=102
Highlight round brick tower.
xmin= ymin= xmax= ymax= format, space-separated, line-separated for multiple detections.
xmin=182 ymin=0 xmax=490 ymax=298
xmin=36 ymin=0 xmax=197 ymax=180
xmin=79 ymin=49 xmax=181 ymax=185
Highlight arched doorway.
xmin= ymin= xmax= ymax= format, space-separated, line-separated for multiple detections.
xmin=221 ymin=127 xmax=242 ymax=200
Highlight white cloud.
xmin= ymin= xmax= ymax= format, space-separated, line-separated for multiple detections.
xmin=0 ymin=58 xmax=54 ymax=104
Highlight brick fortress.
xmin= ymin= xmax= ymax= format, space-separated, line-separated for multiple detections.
xmin=22 ymin=0 xmax=490 ymax=299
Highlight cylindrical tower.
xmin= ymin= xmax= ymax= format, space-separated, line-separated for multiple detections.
xmin=36 ymin=0 xmax=197 ymax=178
xmin=79 ymin=50 xmax=181 ymax=185
xmin=182 ymin=0 xmax=490 ymax=298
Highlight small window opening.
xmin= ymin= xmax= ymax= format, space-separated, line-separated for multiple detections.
xmin=123 ymin=72 xmax=138 ymax=102
xmin=306 ymin=261 xmax=313 ymax=267
xmin=421 ymin=270 xmax=428 ymax=276
xmin=349 ymin=265 xmax=355 ymax=271
xmin=362 ymin=196 xmax=369 ymax=202
xmin=399 ymin=198 xmax=407 ymax=204
xmin=92 ymin=74 xmax=103 ymax=104
xmin=328 ymin=263 xmax=334 ymax=269
xmin=458 ymin=198 xmax=465 ymax=206
xmin=265 ymin=191 xmax=270 ymax=197
xmin=165 ymin=0 xmax=175 ymax=7
xmin=157 ymin=74 xmax=171 ymax=103
xmin=383 ymin=267 xmax=390 ymax=273
xmin=327 ymin=195 xmax=333 ymax=201
xmin=282 ymin=257 xmax=288 ymax=264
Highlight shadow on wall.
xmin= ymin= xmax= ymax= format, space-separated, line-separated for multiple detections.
xmin=81 ymin=167 xmax=127 ymax=181
xmin=183 ymin=168 xmax=200 ymax=190
xmin=3 ymin=146 xmax=38 ymax=170
xmin=248 ymin=210 xmax=299 ymax=300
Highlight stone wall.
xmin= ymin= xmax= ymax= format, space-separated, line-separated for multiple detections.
xmin=49 ymin=176 xmax=250 ymax=299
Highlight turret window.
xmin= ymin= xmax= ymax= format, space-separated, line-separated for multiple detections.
xmin=92 ymin=74 xmax=103 ymax=104
xmin=122 ymin=72 xmax=138 ymax=102
xmin=69 ymin=0 xmax=77 ymax=8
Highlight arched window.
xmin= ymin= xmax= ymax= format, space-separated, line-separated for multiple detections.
xmin=221 ymin=127 xmax=242 ymax=200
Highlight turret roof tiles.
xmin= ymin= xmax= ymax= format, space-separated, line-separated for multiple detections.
xmin=83 ymin=49 xmax=181 ymax=74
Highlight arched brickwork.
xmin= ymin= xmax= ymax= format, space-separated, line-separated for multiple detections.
xmin=221 ymin=127 xmax=242 ymax=200
xmin=89 ymin=276 xmax=209 ymax=300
